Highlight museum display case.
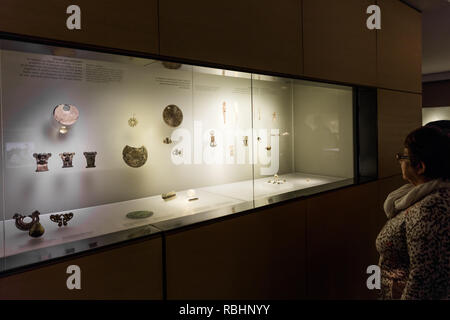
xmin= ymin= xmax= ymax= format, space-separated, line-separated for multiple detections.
xmin=0 ymin=38 xmax=375 ymax=272
xmin=422 ymin=106 xmax=450 ymax=125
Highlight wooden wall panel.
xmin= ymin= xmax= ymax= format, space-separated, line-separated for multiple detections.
xmin=378 ymin=89 xmax=422 ymax=178
xmin=0 ymin=237 xmax=163 ymax=300
xmin=423 ymin=80 xmax=450 ymax=107
xmin=306 ymin=182 xmax=379 ymax=299
xmin=0 ymin=0 xmax=159 ymax=54
xmin=377 ymin=0 xmax=422 ymax=93
xmin=159 ymin=0 xmax=302 ymax=75
xmin=303 ymin=0 xmax=377 ymax=86
xmin=165 ymin=200 xmax=307 ymax=299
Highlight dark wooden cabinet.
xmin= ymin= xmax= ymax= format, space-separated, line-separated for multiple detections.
xmin=377 ymin=0 xmax=422 ymax=93
xmin=0 ymin=237 xmax=163 ymax=300
xmin=0 ymin=0 xmax=159 ymax=54
xmin=159 ymin=0 xmax=302 ymax=75
xmin=165 ymin=200 xmax=307 ymax=299
xmin=306 ymin=181 xmax=379 ymax=299
xmin=303 ymin=0 xmax=377 ymax=86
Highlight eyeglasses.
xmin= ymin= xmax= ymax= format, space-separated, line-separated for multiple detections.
xmin=395 ymin=153 xmax=410 ymax=161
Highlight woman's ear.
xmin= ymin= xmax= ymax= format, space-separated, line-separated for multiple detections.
xmin=416 ymin=161 xmax=426 ymax=176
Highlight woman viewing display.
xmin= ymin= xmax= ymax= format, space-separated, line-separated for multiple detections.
xmin=376 ymin=126 xmax=450 ymax=299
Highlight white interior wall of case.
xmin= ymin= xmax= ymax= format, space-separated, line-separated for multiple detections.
xmin=252 ymin=76 xmax=294 ymax=178
xmin=422 ymin=106 xmax=450 ymax=125
xmin=0 ymin=46 xmax=354 ymax=222
xmin=1 ymin=49 xmax=256 ymax=219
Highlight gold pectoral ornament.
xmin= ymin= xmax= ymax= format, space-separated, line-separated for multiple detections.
xmin=122 ymin=145 xmax=148 ymax=168
xmin=50 ymin=213 xmax=74 ymax=227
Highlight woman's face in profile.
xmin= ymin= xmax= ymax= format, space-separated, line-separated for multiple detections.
xmin=400 ymin=148 xmax=420 ymax=185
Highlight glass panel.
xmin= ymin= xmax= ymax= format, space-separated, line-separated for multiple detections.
xmin=0 ymin=41 xmax=4 ymax=272
xmin=0 ymin=38 xmax=357 ymax=271
xmin=251 ymin=75 xmax=295 ymax=203
xmin=252 ymin=76 xmax=354 ymax=206
xmin=0 ymin=39 xmax=255 ymax=270
xmin=187 ymin=66 xmax=254 ymax=205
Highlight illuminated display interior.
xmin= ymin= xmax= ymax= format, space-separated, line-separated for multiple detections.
xmin=0 ymin=39 xmax=355 ymax=269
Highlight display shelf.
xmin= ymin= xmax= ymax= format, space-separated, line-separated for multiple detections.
xmin=2 ymin=172 xmax=347 ymax=266
xmin=3 ymin=189 xmax=243 ymax=258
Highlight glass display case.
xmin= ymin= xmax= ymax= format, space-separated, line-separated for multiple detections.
xmin=0 ymin=38 xmax=375 ymax=272
xmin=422 ymin=106 xmax=450 ymax=125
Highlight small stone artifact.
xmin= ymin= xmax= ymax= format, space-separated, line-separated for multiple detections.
xmin=162 ymin=191 xmax=176 ymax=201
xmin=163 ymin=104 xmax=183 ymax=127
xmin=60 ymin=152 xmax=75 ymax=168
xmin=122 ymin=145 xmax=148 ymax=168
xmin=267 ymin=174 xmax=286 ymax=185
xmin=126 ymin=211 xmax=154 ymax=219
xmin=33 ymin=153 xmax=52 ymax=172
xmin=50 ymin=213 xmax=74 ymax=227
xmin=84 ymin=152 xmax=97 ymax=168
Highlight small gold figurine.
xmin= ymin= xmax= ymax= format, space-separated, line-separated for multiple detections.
xmin=243 ymin=136 xmax=249 ymax=147
xmin=128 ymin=114 xmax=138 ymax=127
xmin=222 ymin=101 xmax=227 ymax=124
xmin=163 ymin=137 xmax=173 ymax=144
xmin=210 ymin=130 xmax=217 ymax=147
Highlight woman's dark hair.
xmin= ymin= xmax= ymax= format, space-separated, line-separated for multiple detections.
xmin=425 ymin=120 xmax=450 ymax=136
xmin=404 ymin=126 xmax=450 ymax=180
